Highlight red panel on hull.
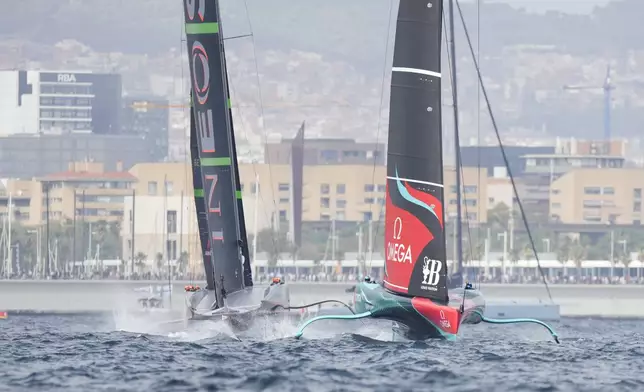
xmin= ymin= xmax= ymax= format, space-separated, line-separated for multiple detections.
xmin=411 ymin=297 xmax=461 ymax=335
xmin=384 ymin=182 xmax=432 ymax=294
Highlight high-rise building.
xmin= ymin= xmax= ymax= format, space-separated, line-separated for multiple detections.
xmin=121 ymin=97 xmax=170 ymax=162
xmin=264 ymin=137 xmax=385 ymax=166
xmin=0 ymin=133 xmax=152 ymax=179
xmin=0 ymin=70 xmax=121 ymax=135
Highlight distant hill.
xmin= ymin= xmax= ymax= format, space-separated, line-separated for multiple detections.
xmin=2 ymin=0 xmax=644 ymax=72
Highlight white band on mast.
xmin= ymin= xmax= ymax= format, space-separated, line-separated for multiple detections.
xmin=392 ymin=67 xmax=441 ymax=78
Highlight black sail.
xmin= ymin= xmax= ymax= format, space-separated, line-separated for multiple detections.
xmin=189 ymin=102 xmax=215 ymax=289
xmin=183 ymin=0 xmax=246 ymax=300
xmin=220 ymin=39 xmax=253 ymax=287
xmin=383 ymin=0 xmax=448 ymax=303
xmin=290 ymin=121 xmax=305 ymax=248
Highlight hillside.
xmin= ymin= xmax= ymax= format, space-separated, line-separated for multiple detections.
xmin=2 ymin=0 xmax=644 ymax=69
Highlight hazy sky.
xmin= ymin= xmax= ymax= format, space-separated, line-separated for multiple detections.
xmin=480 ymin=0 xmax=613 ymax=14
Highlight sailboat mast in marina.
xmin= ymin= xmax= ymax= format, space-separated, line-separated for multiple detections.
xmin=182 ymin=0 xmax=290 ymax=326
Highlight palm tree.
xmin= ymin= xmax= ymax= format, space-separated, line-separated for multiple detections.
xmin=464 ymin=241 xmax=484 ymax=266
xmin=556 ymin=236 xmax=571 ymax=278
xmin=178 ymin=251 xmax=189 ymax=274
xmin=569 ymin=239 xmax=586 ymax=281
xmin=620 ymin=249 xmax=633 ymax=283
xmin=120 ymin=259 xmax=127 ymax=277
xmin=522 ymin=243 xmax=535 ymax=278
xmin=155 ymin=252 xmax=164 ymax=274
xmin=487 ymin=203 xmax=511 ymax=231
xmin=134 ymin=252 xmax=147 ymax=275
xmin=508 ymin=247 xmax=521 ymax=278
xmin=637 ymin=247 xmax=644 ymax=281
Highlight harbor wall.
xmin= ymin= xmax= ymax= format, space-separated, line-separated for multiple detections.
xmin=1 ymin=280 xmax=644 ymax=317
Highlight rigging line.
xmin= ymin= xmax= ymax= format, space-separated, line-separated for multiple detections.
xmin=368 ymin=0 xmax=394 ymax=272
xmin=476 ymin=0 xmax=482 ymax=290
xmin=443 ymin=6 xmax=470 ymax=314
xmin=443 ymin=4 xmax=472 ymax=284
xmin=136 ymin=103 xmax=387 ymax=109
xmin=455 ymin=0 xmax=553 ymax=302
xmin=178 ymin=15 xmax=193 ymax=284
xmin=442 ymin=6 xmax=474 ymax=286
xmin=227 ymin=78 xmax=281 ymax=261
xmin=223 ymin=34 xmax=252 ymax=41
xmin=454 ymin=3 xmax=476 ymax=290
xmin=459 ymin=164 xmax=475 ymax=274
xmin=476 ymin=0 xmax=480 ymax=289
xmin=243 ymin=0 xmax=281 ymax=253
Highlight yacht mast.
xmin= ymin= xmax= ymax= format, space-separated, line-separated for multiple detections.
xmin=448 ymin=0 xmax=464 ymax=276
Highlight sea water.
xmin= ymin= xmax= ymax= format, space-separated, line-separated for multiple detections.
xmin=1 ymin=313 xmax=643 ymax=391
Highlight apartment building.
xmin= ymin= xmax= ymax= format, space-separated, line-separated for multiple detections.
xmin=123 ymin=163 xmax=278 ymax=266
xmin=0 ymin=179 xmax=42 ymax=226
xmin=125 ymin=162 xmax=488 ymax=228
xmin=486 ymin=176 xmax=513 ymax=210
xmin=41 ymin=161 xmax=136 ymax=223
xmin=121 ymin=162 xmax=488 ymax=266
xmin=517 ymin=138 xmax=628 ymax=223
xmin=121 ymin=194 xmax=201 ymax=266
xmin=237 ymin=164 xmax=487 ymax=224
xmin=549 ymin=168 xmax=644 ymax=225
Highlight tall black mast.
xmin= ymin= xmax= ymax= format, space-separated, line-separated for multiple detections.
xmin=383 ymin=0 xmax=449 ymax=303
xmin=183 ymin=0 xmax=246 ymax=304
xmin=448 ymin=0 xmax=464 ymax=277
xmin=189 ymin=104 xmax=214 ymax=289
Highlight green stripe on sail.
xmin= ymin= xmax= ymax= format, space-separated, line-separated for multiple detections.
xmin=236 ymin=190 xmax=242 ymax=199
xmin=227 ymin=98 xmax=231 ymax=108
xmin=201 ymin=157 xmax=232 ymax=166
xmin=185 ymin=23 xmax=219 ymax=35
xmin=194 ymin=189 xmax=204 ymax=197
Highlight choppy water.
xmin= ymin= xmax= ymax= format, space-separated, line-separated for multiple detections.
xmin=1 ymin=312 xmax=644 ymax=391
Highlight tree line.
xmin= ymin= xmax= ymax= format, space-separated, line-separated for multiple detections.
xmin=252 ymin=202 xmax=644 ymax=270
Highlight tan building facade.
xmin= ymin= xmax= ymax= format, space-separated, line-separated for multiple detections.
xmin=550 ymin=168 xmax=644 ymax=225
xmin=42 ymin=162 xmax=136 ymax=224
xmin=129 ymin=162 xmax=193 ymax=199
xmin=116 ymin=161 xmax=489 ymax=268
xmin=121 ymin=195 xmax=201 ymax=267
xmin=125 ymin=162 xmax=489 ymax=228
xmin=0 ymin=179 xmax=42 ymax=226
xmin=0 ymin=162 xmax=136 ymax=227
xmin=487 ymin=177 xmax=513 ymax=210
xmin=237 ymin=164 xmax=487 ymax=224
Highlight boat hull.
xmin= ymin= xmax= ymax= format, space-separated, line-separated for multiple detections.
xmin=185 ymin=282 xmax=296 ymax=333
xmin=353 ymin=281 xmax=485 ymax=340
